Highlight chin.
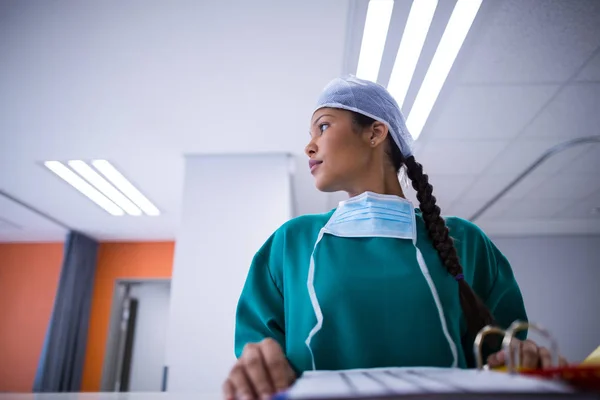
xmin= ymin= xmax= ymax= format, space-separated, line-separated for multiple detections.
xmin=314 ymin=176 xmax=339 ymax=193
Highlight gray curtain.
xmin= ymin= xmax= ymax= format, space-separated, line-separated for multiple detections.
xmin=33 ymin=231 xmax=99 ymax=392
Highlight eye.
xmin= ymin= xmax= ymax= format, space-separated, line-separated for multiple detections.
xmin=319 ymin=123 xmax=330 ymax=134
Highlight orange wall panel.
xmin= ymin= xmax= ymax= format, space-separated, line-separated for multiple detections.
xmin=0 ymin=243 xmax=64 ymax=392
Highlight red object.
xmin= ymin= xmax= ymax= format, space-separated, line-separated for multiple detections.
xmin=520 ymin=365 xmax=600 ymax=391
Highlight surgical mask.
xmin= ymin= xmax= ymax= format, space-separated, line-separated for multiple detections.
xmin=324 ymin=192 xmax=415 ymax=239
xmin=305 ymin=191 xmax=458 ymax=370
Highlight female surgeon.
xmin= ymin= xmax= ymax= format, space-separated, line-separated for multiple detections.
xmin=223 ymin=76 xmax=562 ymax=400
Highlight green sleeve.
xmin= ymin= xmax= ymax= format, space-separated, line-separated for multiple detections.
xmin=234 ymin=249 xmax=286 ymax=358
xmin=452 ymin=217 xmax=528 ymax=330
xmin=458 ymin=220 xmax=528 ymax=365
xmin=484 ymin=249 xmax=528 ymax=332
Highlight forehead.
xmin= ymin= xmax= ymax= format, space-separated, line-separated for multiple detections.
xmin=311 ymin=107 xmax=349 ymax=124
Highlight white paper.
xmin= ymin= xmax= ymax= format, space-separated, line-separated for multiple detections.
xmin=284 ymin=367 xmax=573 ymax=399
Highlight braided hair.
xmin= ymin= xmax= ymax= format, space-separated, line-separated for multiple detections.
xmin=352 ymin=112 xmax=494 ymax=337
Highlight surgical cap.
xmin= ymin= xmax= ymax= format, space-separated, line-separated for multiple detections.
xmin=314 ymin=75 xmax=414 ymax=157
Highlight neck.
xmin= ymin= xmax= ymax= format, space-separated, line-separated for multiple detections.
xmin=346 ymin=168 xmax=405 ymax=198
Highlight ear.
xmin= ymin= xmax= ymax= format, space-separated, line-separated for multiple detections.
xmin=367 ymin=121 xmax=389 ymax=147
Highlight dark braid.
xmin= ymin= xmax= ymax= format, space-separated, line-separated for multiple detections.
xmin=351 ymin=111 xmax=495 ymax=337
xmin=403 ymin=156 xmax=495 ymax=336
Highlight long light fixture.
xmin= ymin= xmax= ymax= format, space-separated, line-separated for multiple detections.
xmin=92 ymin=160 xmax=160 ymax=216
xmin=68 ymin=160 xmax=143 ymax=216
xmin=387 ymin=0 xmax=438 ymax=108
xmin=406 ymin=0 xmax=483 ymax=139
xmin=44 ymin=161 xmax=125 ymax=216
xmin=45 ymin=160 xmax=160 ymax=216
xmin=355 ymin=0 xmax=394 ymax=82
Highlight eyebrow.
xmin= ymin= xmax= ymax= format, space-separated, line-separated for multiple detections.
xmin=312 ymin=113 xmax=335 ymax=127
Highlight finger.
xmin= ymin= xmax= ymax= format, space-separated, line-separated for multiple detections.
xmin=222 ymin=378 xmax=235 ymax=400
xmin=501 ymin=338 xmax=521 ymax=368
xmin=538 ymin=346 xmax=552 ymax=369
xmin=521 ymin=340 xmax=539 ymax=369
xmin=260 ymin=338 xmax=293 ymax=392
xmin=487 ymin=350 xmax=506 ymax=368
xmin=242 ymin=343 xmax=275 ymax=397
xmin=228 ymin=363 xmax=255 ymax=400
xmin=285 ymin=366 xmax=297 ymax=388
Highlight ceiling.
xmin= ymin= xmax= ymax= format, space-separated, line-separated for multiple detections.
xmin=1 ymin=0 xmax=599 ymax=242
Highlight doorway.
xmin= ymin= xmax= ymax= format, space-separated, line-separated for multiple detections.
xmin=100 ymin=279 xmax=171 ymax=392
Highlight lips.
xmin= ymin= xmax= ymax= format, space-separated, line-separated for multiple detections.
xmin=308 ymin=159 xmax=322 ymax=172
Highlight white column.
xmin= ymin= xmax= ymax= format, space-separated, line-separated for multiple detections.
xmin=165 ymin=154 xmax=293 ymax=393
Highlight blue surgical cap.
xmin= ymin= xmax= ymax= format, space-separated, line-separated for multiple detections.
xmin=314 ymin=75 xmax=414 ymax=157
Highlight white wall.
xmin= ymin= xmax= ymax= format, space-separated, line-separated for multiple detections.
xmin=492 ymin=235 xmax=600 ymax=362
xmin=165 ymin=154 xmax=292 ymax=393
xmin=129 ymin=281 xmax=171 ymax=392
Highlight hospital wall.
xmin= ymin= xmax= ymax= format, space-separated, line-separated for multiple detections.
xmin=493 ymin=235 xmax=600 ymax=362
xmin=164 ymin=154 xmax=293 ymax=394
xmin=0 ymin=243 xmax=63 ymax=392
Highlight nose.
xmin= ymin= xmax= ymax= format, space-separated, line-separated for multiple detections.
xmin=305 ymin=138 xmax=317 ymax=158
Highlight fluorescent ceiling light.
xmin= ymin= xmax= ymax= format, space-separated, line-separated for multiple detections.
xmin=356 ymin=0 xmax=394 ymax=82
xmin=44 ymin=161 xmax=125 ymax=216
xmin=387 ymin=0 xmax=438 ymax=108
xmin=407 ymin=0 xmax=483 ymax=139
xmin=68 ymin=160 xmax=142 ymax=216
xmin=92 ymin=160 xmax=160 ymax=216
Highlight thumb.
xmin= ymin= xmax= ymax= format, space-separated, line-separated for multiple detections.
xmin=487 ymin=350 xmax=506 ymax=367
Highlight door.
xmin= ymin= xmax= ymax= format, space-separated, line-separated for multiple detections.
xmin=127 ymin=281 xmax=171 ymax=391
xmin=102 ymin=280 xmax=171 ymax=392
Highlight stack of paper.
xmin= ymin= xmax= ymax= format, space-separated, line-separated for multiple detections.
xmin=281 ymin=367 xmax=575 ymax=399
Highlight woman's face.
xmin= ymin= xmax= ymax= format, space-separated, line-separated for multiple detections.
xmin=305 ymin=108 xmax=374 ymax=193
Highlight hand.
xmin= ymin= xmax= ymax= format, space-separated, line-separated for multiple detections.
xmin=223 ymin=338 xmax=296 ymax=400
xmin=487 ymin=339 xmax=568 ymax=369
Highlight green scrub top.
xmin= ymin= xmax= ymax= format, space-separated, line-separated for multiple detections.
xmin=234 ymin=209 xmax=527 ymax=374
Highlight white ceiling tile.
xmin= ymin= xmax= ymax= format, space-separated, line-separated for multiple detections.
xmin=561 ymin=206 xmax=600 ymax=220
xmin=560 ymin=208 xmax=600 ymax=220
xmin=416 ymin=140 xmax=508 ymax=175
xmin=523 ymin=84 xmax=600 ymax=138
xmin=533 ymin=142 xmax=595 ymax=175
xmin=556 ymin=190 xmax=600 ymax=219
xmin=563 ymin=145 xmax=600 ymax=174
xmin=479 ymin=218 xmax=600 ymax=236
xmin=526 ymin=173 xmax=600 ymax=200
xmin=461 ymin=173 xmax=548 ymax=201
xmin=444 ymin=199 xmax=481 ymax=219
xmin=448 ymin=197 xmax=515 ymax=221
xmin=576 ymin=50 xmax=600 ymax=81
xmin=498 ymin=199 xmax=573 ymax=220
xmin=460 ymin=0 xmax=600 ymax=83
xmin=427 ymin=85 xmax=559 ymax=140
xmin=405 ymin=174 xmax=476 ymax=208
xmin=589 ymin=190 xmax=600 ymax=203
xmin=485 ymin=138 xmax=591 ymax=175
